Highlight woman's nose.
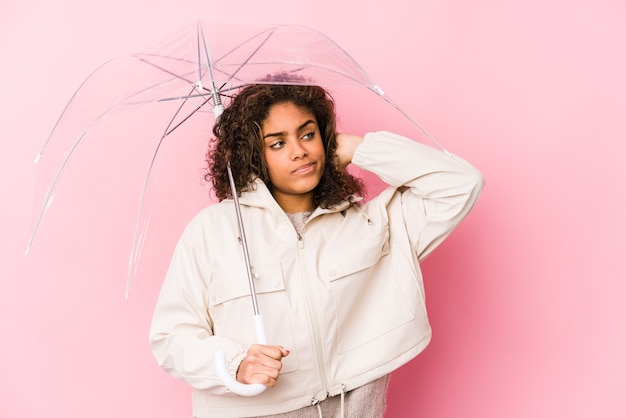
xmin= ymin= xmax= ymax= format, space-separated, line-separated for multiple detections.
xmin=291 ymin=142 xmax=308 ymax=159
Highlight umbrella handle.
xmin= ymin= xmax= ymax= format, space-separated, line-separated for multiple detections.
xmin=215 ymin=314 xmax=268 ymax=396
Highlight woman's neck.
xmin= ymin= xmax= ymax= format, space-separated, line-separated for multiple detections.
xmin=273 ymin=191 xmax=315 ymax=214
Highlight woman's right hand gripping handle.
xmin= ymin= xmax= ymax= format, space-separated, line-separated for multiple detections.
xmin=215 ymin=316 xmax=290 ymax=396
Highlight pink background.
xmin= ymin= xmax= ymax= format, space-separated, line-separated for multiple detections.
xmin=2 ymin=0 xmax=625 ymax=417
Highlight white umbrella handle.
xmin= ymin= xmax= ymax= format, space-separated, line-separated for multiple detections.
xmin=215 ymin=314 xmax=268 ymax=396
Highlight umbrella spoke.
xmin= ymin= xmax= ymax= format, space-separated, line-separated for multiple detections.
xmin=163 ymin=97 xmax=212 ymax=138
xmin=35 ymin=58 xmax=116 ymax=161
xmin=132 ymin=53 xmax=200 ymax=91
xmin=211 ymin=26 xmax=277 ymax=86
xmin=26 ymin=131 xmax=87 ymax=256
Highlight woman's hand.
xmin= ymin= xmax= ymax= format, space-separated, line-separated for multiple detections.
xmin=236 ymin=344 xmax=290 ymax=387
xmin=335 ymin=133 xmax=363 ymax=170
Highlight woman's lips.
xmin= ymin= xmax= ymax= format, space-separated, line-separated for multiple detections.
xmin=292 ymin=162 xmax=316 ymax=174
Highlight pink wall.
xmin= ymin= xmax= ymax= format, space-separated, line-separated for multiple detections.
xmin=2 ymin=0 xmax=625 ymax=417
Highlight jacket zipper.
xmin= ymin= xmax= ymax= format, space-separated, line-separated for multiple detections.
xmin=295 ymin=232 xmax=331 ymax=399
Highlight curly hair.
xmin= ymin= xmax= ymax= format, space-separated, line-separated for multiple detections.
xmin=206 ymin=77 xmax=364 ymax=209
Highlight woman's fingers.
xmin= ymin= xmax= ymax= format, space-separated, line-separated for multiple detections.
xmin=236 ymin=344 xmax=290 ymax=387
xmin=335 ymin=133 xmax=363 ymax=169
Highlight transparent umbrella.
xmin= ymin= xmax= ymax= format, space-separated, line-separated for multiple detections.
xmin=24 ymin=20 xmax=445 ymax=395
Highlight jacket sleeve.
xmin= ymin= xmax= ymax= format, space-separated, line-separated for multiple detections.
xmin=351 ymin=131 xmax=484 ymax=261
xmin=148 ymin=215 xmax=246 ymax=394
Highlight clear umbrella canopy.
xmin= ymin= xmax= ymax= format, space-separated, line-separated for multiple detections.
xmin=25 ymin=21 xmax=444 ymax=297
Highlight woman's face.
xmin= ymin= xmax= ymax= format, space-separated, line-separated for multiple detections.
xmin=261 ymin=101 xmax=326 ymax=212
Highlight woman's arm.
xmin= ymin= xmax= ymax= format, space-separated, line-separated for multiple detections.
xmin=348 ymin=131 xmax=484 ymax=260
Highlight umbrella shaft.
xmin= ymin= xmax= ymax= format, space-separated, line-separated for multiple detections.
xmin=226 ymin=162 xmax=261 ymax=316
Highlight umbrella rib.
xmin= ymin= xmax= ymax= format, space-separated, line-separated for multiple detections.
xmin=35 ymin=58 xmax=116 ymax=162
xmin=197 ymin=22 xmax=218 ymax=89
xmin=211 ymin=26 xmax=275 ymax=67
xmin=25 ymin=131 xmax=87 ymax=256
xmin=156 ymin=81 xmax=241 ymax=103
xmin=196 ymin=22 xmax=205 ymax=88
xmin=164 ymin=96 xmax=212 ymax=137
xmin=211 ymin=26 xmax=277 ymax=87
xmin=376 ymin=93 xmax=447 ymax=153
xmin=132 ymin=54 xmax=205 ymax=93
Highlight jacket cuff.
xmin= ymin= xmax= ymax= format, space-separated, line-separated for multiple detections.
xmin=226 ymin=351 xmax=248 ymax=388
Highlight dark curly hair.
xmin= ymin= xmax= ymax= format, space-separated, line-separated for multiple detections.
xmin=206 ymin=77 xmax=364 ymax=209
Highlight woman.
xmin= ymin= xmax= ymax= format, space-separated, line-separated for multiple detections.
xmin=149 ymin=80 xmax=484 ymax=417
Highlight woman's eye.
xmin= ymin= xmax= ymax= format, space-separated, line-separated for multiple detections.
xmin=269 ymin=141 xmax=285 ymax=149
xmin=302 ymin=132 xmax=314 ymax=140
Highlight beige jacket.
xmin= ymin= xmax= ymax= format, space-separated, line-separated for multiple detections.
xmin=149 ymin=131 xmax=484 ymax=417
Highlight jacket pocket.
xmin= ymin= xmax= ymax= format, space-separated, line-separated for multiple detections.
xmin=210 ymin=263 xmax=285 ymax=306
xmin=209 ymin=263 xmax=299 ymax=374
xmin=319 ymin=227 xmax=417 ymax=355
xmin=318 ymin=227 xmax=390 ymax=282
